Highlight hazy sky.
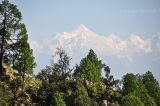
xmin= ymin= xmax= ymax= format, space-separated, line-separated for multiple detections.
xmin=11 ymin=0 xmax=160 ymax=39
xmin=9 ymin=0 xmax=160 ymax=81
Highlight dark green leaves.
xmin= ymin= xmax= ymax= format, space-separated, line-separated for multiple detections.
xmin=74 ymin=49 xmax=104 ymax=82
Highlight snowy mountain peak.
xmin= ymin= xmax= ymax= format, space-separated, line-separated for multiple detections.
xmin=73 ymin=24 xmax=93 ymax=33
xmin=55 ymin=24 xmax=96 ymax=41
xmin=77 ymin=24 xmax=89 ymax=31
xmin=71 ymin=24 xmax=95 ymax=38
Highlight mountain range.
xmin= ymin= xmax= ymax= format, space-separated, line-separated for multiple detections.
xmin=30 ymin=24 xmax=160 ymax=81
xmin=31 ymin=24 xmax=158 ymax=60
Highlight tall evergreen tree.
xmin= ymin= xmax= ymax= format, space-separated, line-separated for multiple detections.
xmin=142 ymin=71 xmax=160 ymax=106
xmin=122 ymin=73 xmax=139 ymax=95
xmin=86 ymin=49 xmax=105 ymax=71
xmin=74 ymin=49 xmax=105 ymax=82
xmin=0 ymin=1 xmax=35 ymax=105
xmin=0 ymin=0 xmax=35 ymax=75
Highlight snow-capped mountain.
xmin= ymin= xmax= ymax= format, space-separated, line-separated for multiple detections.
xmin=56 ymin=25 xmax=93 ymax=49
xmin=30 ymin=24 xmax=160 ymax=82
xmin=53 ymin=24 xmax=101 ymax=55
xmin=31 ymin=24 xmax=156 ymax=62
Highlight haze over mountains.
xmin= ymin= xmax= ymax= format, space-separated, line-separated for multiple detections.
xmin=31 ymin=24 xmax=160 ymax=81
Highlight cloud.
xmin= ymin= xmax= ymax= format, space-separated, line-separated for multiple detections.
xmin=130 ymin=34 xmax=152 ymax=53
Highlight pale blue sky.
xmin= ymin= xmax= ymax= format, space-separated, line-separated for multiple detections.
xmin=11 ymin=0 xmax=160 ymax=39
xmin=9 ymin=0 xmax=160 ymax=81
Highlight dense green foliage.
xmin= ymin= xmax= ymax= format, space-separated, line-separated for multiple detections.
xmin=0 ymin=0 xmax=160 ymax=106
xmin=122 ymin=94 xmax=144 ymax=106
xmin=122 ymin=73 xmax=157 ymax=106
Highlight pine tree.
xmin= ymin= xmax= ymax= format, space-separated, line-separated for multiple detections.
xmin=86 ymin=49 xmax=105 ymax=71
xmin=142 ymin=71 xmax=160 ymax=106
xmin=0 ymin=0 xmax=35 ymax=75
xmin=0 ymin=0 xmax=36 ymax=105
xmin=74 ymin=49 xmax=105 ymax=82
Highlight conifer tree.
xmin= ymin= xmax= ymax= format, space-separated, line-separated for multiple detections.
xmin=74 ymin=49 xmax=105 ymax=82
xmin=0 ymin=0 xmax=35 ymax=75
xmin=0 ymin=1 xmax=36 ymax=105
xmin=142 ymin=71 xmax=160 ymax=106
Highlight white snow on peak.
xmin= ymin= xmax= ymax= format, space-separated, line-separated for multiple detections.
xmin=31 ymin=24 xmax=153 ymax=61
xmin=76 ymin=24 xmax=90 ymax=31
xmin=72 ymin=24 xmax=95 ymax=36
xmin=55 ymin=24 xmax=96 ymax=42
xmin=53 ymin=25 xmax=98 ymax=55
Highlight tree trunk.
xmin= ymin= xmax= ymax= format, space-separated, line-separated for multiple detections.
xmin=0 ymin=19 xmax=5 ymax=75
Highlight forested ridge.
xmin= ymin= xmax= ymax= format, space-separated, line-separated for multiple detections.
xmin=0 ymin=1 xmax=160 ymax=106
